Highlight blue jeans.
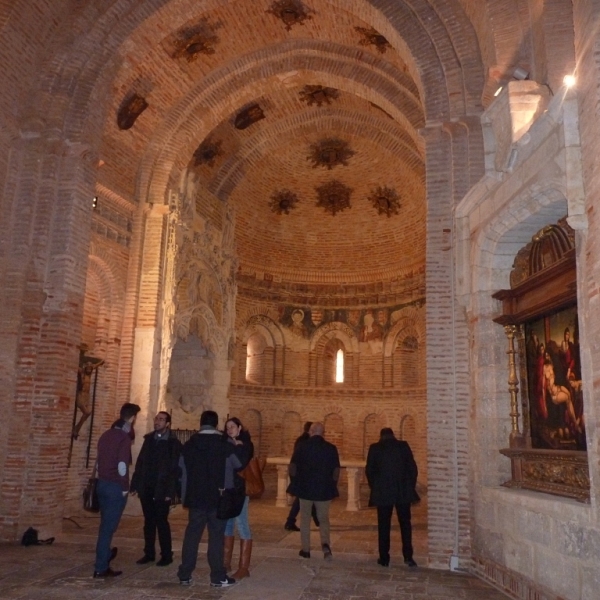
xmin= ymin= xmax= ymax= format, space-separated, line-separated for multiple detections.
xmin=95 ymin=480 xmax=127 ymax=572
xmin=224 ymin=495 xmax=251 ymax=539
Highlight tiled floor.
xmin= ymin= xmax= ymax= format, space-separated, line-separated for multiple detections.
xmin=0 ymin=476 xmax=510 ymax=599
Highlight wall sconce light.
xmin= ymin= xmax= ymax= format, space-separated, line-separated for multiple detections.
xmin=92 ymin=196 xmax=98 ymax=210
xmin=513 ymin=67 xmax=530 ymax=81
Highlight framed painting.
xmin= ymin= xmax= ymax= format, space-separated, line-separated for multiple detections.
xmin=493 ymin=217 xmax=589 ymax=502
xmin=524 ymin=305 xmax=585 ymax=451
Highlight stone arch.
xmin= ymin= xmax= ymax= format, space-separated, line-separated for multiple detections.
xmin=473 ymin=184 xmax=569 ymax=296
xmin=176 ymin=303 xmax=226 ymax=357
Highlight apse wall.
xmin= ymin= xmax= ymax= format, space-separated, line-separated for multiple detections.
xmin=229 ymin=283 xmax=428 ymax=488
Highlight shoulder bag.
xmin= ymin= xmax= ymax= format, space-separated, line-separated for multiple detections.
xmin=83 ymin=463 xmax=100 ymax=513
xmin=238 ymin=457 xmax=266 ymax=499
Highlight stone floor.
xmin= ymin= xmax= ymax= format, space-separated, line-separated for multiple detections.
xmin=0 ymin=478 xmax=510 ymax=599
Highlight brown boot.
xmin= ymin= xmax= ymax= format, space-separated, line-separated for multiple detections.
xmin=232 ymin=538 xmax=252 ymax=580
xmin=224 ymin=535 xmax=235 ymax=573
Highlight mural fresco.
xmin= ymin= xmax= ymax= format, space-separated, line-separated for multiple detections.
xmin=525 ymin=305 xmax=586 ymax=451
xmin=278 ymin=299 xmax=424 ymax=340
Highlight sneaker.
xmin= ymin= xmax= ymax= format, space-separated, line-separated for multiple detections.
xmin=298 ymin=549 xmax=311 ymax=558
xmin=93 ymin=567 xmax=122 ymax=578
xmin=404 ymin=559 xmax=418 ymax=568
xmin=179 ymin=578 xmax=192 ymax=586
xmin=136 ymin=555 xmax=155 ymax=565
xmin=284 ymin=523 xmax=301 ymax=531
xmin=322 ymin=544 xmax=332 ymax=561
xmin=210 ymin=576 xmax=236 ymax=587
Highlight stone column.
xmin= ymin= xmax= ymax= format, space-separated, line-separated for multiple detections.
xmin=275 ymin=464 xmax=290 ymax=508
xmin=345 ymin=467 xmax=363 ymax=511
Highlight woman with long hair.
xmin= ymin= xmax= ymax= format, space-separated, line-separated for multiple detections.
xmin=223 ymin=417 xmax=254 ymax=580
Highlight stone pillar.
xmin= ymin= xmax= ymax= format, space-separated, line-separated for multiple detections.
xmin=129 ymin=206 xmax=168 ymax=450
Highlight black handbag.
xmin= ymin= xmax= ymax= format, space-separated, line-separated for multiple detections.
xmin=83 ymin=463 xmax=100 ymax=513
xmin=216 ymin=487 xmax=245 ymax=520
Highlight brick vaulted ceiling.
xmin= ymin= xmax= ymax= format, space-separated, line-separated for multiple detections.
xmin=2 ymin=0 xmax=522 ymax=286
xmin=102 ymin=1 xmax=434 ymax=285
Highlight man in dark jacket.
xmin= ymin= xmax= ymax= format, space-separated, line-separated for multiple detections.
xmin=284 ymin=421 xmax=319 ymax=531
xmin=176 ymin=410 xmax=241 ymax=588
xmin=366 ymin=427 xmax=419 ymax=568
xmin=287 ymin=422 xmax=340 ymax=560
xmin=130 ymin=411 xmax=182 ymax=566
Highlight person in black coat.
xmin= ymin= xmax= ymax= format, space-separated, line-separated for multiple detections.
xmin=284 ymin=421 xmax=319 ymax=531
xmin=287 ymin=422 xmax=340 ymax=560
xmin=176 ymin=410 xmax=242 ymax=588
xmin=366 ymin=427 xmax=419 ymax=568
xmin=130 ymin=411 xmax=182 ymax=566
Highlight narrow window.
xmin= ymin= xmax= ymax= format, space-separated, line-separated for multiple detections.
xmin=335 ymin=349 xmax=344 ymax=383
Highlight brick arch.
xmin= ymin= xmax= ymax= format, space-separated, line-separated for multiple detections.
xmin=399 ymin=412 xmax=417 ymax=442
xmin=236 ymin=305 xmax=281 ymax=329
xmin=210 ymin=108 xmax=424 ymax=201
xmin=86 ymin=256 xmax=124 ymax=342
xmin=242 ymin=315 xmax=285 ymax=348
xmin=26 ymin=0 xmax=474 ymax=139
xmin=362 ymin=412 xmax=386 ymax=458
xmin=282 ymin=410 xmax=302 ymax=455
xmin=383 ymin=307 xmax=425 ymax=357
xmin=310 ymin=322 xmax=360 ymax=354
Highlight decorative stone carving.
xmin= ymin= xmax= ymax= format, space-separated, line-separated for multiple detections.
xmin=368 ymin=185 xmax=401 ymax=217
xmin=193 ymin=138 xmax=223 ymax=167
xmin=299 ymin=85 xmax=339 ymax=107
xmin=510 ymin=216 xmax=575 ymax=287
xmin=315 ymin=180 xmax=352 ymax=215
xmin=308 ymin=138 xmax=355 ymax=169
xmin=500 ymin=448 xmax=589 ymax=502
xmin=355 ymin=26 xmax=391 ymax=54
xmin=269 ymin=189 xmax=299 ymax=215
xmin=234 ymin=103 xmax=265 ymax=130
xmin=117 ymin=93 xmax=148 ymax=130
xmin=170 ymin=18 xmax=221 ymax=62
xmin=266 ymin=0 xmax=313 ymax=31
